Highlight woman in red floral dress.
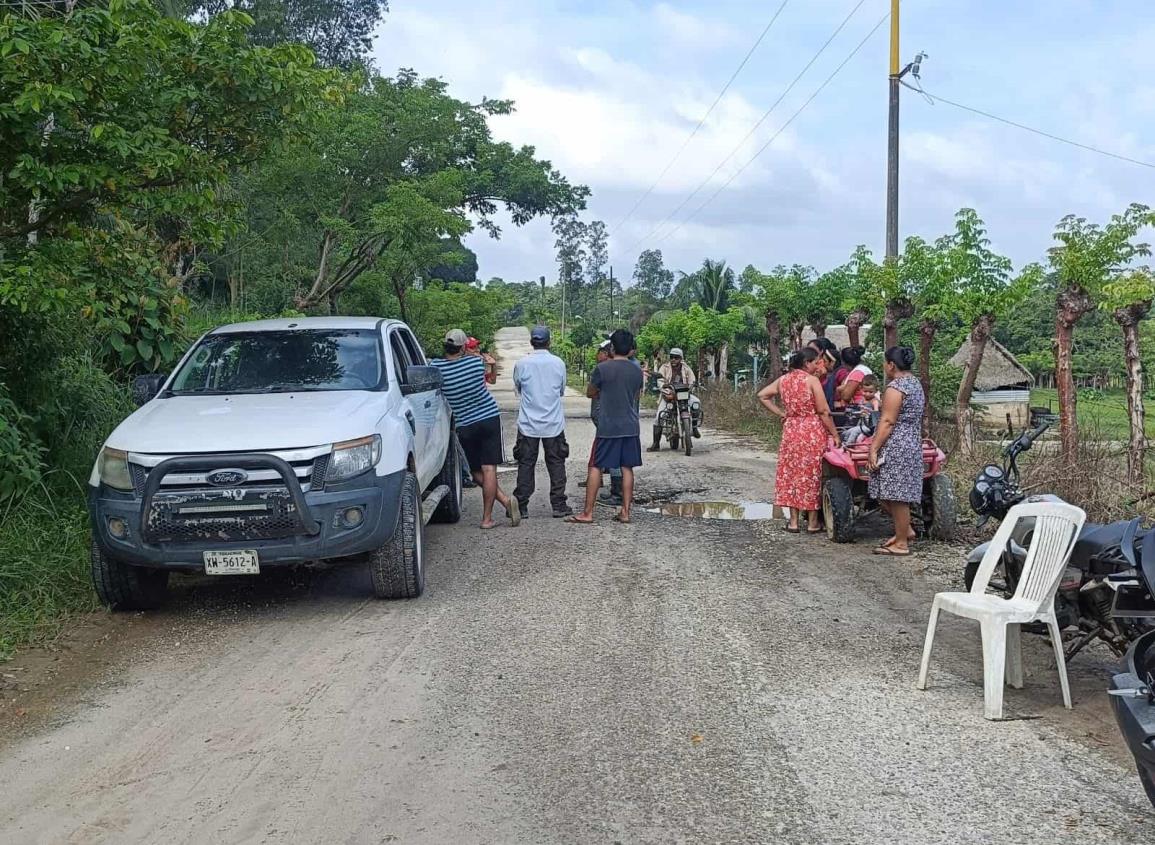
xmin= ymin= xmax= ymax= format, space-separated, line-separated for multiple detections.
xmin=758 ymin=348 xmax=840 ymax=533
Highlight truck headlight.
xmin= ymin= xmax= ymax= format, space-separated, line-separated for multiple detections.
xmin=328 ymin=435 xmax=382 ymax=482
xmin=97 ymin=448 xmax=133 ymax=491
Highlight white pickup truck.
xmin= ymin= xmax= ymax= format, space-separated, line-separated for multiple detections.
xmin=87 ymin=317 xmax=463 ymax=608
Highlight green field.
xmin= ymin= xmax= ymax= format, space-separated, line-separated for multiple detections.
xmin=1030 ymin=389 xmax=1155 ymax=440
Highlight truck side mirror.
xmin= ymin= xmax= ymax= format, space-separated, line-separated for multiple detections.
xmin=401 ymin=365 xmax=443 ymax=396
xmin=132 ymin=374 xmax=168 ymax=406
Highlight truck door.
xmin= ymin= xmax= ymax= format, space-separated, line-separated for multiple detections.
xmin=388 ymin=330 xmax=432 ymax=485
xmin=400 ymin=328 xmax=450 ymax=475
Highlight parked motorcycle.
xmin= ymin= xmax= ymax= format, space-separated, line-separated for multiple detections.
xmin=1108 ymin=528 xmax=1155 ymax=809
xmin=965 ymin=420 xmax=1152 ymax=660
xmin=656 ymin=381 xmax=697 ymax=456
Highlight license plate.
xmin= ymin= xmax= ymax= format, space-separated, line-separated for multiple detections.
xmin=203 ymin=549 xmax=260 ymax=575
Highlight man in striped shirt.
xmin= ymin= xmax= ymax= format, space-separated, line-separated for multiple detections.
xmin=431 ymin=329 xmax=519 ymax=530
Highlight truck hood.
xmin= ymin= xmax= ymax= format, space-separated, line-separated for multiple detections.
xmin=106 ymin=391 xmax=391 ymax=454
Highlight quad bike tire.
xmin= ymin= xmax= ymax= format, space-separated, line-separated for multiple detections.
xmin=682 ymin=417 xmax=693 ymax=456
xmin=823 ymin=475 xmax=855 ymax=543
xmin=369 ymin=470 xmax=424 ymax=599
xmin=430 ymin=431 xmax=463 ymax=524
xmin=90 ymin=538 xmax=170 ymax=610
xmin=925 ymin=474 xmax=959 ymax=541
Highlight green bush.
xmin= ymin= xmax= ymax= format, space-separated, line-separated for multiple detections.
xmin=0 ymin=385 xmax=43 ymax=501
xmin=0 ymin=483 xmax=96 ymax=659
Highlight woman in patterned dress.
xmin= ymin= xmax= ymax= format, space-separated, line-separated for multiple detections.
xmin=759 ymin=348 xmax=839 ymax=533
xmin=868 ymin=346 xmax=925 ymax=556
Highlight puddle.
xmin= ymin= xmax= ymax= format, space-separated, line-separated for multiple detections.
xmin=644 ymin=501 xmax=778 ymax=520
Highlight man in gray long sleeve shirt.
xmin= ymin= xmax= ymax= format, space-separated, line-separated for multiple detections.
xmin=512 ymin=326 xmax=571 ymax=518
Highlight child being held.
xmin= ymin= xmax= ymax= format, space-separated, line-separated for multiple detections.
xmin=841 ymin=375 xmax=881 ymax=445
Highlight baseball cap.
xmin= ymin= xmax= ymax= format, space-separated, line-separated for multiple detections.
xmin=465 ymin=336 xmax=480 ymax=350
xmin=530 ymin=325 xmax=551 ymax=343
xmin=599 ymin=339 xmax=612 ymax=350
xmin=670 ymin=347 xmax=684 ymax=358
xmin=444 ymin=328 xmax=468 ymax=347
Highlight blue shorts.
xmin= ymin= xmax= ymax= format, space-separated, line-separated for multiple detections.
xmin=594 ymin=436 xmax=642 ymax=470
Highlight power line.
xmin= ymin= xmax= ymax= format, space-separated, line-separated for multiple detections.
xmin=906 ymin=82 xmax=1155 ymax=171
xmin=614 ymin=0 xmax=873 ymax=262
xmin=610 ymin=0 xmax=792 ymax=239
xmin=652 ymin=12 xmax=890 ymax=249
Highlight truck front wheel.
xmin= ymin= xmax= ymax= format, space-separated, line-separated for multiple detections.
xmin=90 ymin=539 xmax=170 ymax=610
xmin=369 ymin=471 xmax=424 ymax=599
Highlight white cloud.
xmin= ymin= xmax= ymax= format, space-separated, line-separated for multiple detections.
xmin=651 ymin=2 xmax=742 ymax=51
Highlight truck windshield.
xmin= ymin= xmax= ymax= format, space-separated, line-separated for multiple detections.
xmin=169 ymin=330 xmax=385 ymax=395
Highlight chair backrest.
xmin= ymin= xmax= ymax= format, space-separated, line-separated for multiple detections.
xmin=969 ymin=501 xmax=1087 ymax=611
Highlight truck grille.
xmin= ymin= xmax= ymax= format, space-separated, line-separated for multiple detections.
xmin=145 ymin=488 xmax=301 ymax=542
xmin=129 ymin=447 xmax=331 ymax=496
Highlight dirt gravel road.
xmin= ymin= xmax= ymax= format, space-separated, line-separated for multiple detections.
xmin=1 ymin=327 xmax=1152 ymax=844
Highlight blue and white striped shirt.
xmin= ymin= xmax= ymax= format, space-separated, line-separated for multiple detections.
xmin=430 ymin=355 xmax=500 ymax=428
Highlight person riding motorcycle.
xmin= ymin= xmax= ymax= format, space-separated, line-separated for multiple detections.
xmin=649 ymin=348 xmax=702 ymax=451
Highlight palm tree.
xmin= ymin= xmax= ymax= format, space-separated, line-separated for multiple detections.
xmin=677 ymin=259 xmax=735 ymax=312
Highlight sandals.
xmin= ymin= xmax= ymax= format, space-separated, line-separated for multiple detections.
xmin=564 ymin=515 xmax=594 ymax=525
xmin=613 ymin=512 xmax=631 ymax=524
xmin=872 ymin=545 xmax=912 ymax=557
xmin=784 ymin=525 xmax=801 ymax=534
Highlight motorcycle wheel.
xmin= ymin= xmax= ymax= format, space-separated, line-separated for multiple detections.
xmin=682 ymin=417 xmax=693 ymax=456
xmin=1139 ymin=764 xmax=1155 ymax=810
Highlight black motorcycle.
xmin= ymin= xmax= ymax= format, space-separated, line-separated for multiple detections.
xmin=965 ymin=420 xmax=1151 ymax=660
xmin=1109 ymin=530 xmax=1155 ymax=810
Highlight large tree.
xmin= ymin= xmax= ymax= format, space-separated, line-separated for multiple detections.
xmin=184 ymin=0 xmax=389 ymax=68
xmin=1048 ymin=204 xmax=1154 ymax=463
xmin=248 ymin=70 xmax=588 ymax=313
xmin=633 ymin=248 xmax=674 ymax=302
xmin=0 ymin=0 xmax=332 ymax=368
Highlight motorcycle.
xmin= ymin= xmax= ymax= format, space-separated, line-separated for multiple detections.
xmin=965 ymin=419 xmax=1152 ymax=660
xmin=1108 ymin=526 xmax=1155 ymax=810
xmin=656 ymin=381 xmax=697 ymax=456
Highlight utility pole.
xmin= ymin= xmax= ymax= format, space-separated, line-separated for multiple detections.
xmin=608 ymin=266 xmax=614 ymax=328
xmin=885 ymin=0 xmax=901 ymax=260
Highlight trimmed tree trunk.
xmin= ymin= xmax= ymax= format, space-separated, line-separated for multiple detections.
xmin=789 ymin=321 xmax=805 ymax=351
xmin=765 ymin=313 xmax=784 ymax=382
xmin=1115 ymin=301 xmax=1151 ymax=484
xmin=696 ymin=347 xmax=706 ymax=382
xmin=882 ymin=299 xmax=913 ymax=351
xmin=846 ymin=308 xmax=869 ymax=348
xmin=917 ymin=319 xmax=936 ymax=408
xmin=716 ymin=342 xmax=729 ymax=383
xmin=1055 ymin=286 xmax=1094 ymax=464
xmin=810 ymin=321 xmax=827 ymax=339
xmin=956 ymin=314 xmax=994 ymax=456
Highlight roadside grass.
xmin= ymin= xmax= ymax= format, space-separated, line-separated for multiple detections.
xmin=0 ymin=478 xmax=97 ymax=661
xmin=699 ymin=385 xmax=782 ymax=450
xmin=1030 ymin=388 xmax=1155 ymax=440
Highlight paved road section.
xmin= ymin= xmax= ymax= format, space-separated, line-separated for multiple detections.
xmin=0 ymin=327 xmax=1151 ymax=844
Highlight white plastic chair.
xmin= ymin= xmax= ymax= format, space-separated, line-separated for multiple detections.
xmin=916 ymin=501 xmax=1086 ymax=720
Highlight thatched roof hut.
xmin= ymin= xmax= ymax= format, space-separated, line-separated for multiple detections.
xmin=950 ymin=338 xmax=1034 ymax=430
xmin=800 ymin=325 xmax=872 ymax=350
xmin=949 ymin=338 xmax=1033 ymax=390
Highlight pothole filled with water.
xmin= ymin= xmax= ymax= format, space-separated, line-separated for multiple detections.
xmin=644 ymin=501 xmax=778 ymax=520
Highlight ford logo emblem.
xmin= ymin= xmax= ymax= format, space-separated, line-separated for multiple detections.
xmin=206 ymin=469 xmax=248 ymax=487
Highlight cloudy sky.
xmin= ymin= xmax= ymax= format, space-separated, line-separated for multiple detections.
xmin=371 ymin=1 xmax=1155 ymax=285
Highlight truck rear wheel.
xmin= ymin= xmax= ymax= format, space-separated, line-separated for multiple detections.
xmin=369 ymin=471 xmax=424 ymax=599
xmin=90 ymin=538 xmax=170 ymax=610
xmin=430 ymin=431 xmax=463 ymax=524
